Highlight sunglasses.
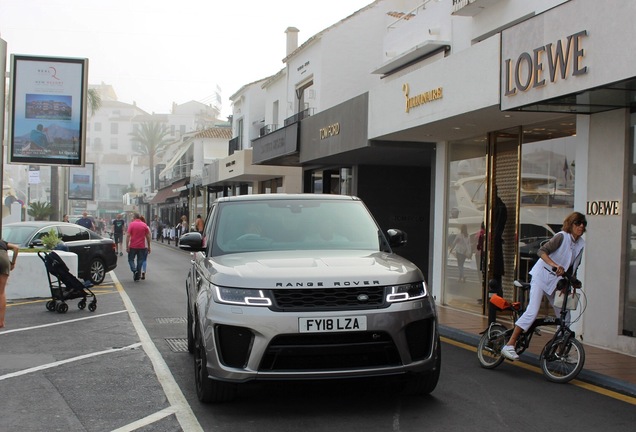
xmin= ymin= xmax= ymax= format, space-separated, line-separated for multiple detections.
xmin=573 ymin=220 xmax=587 ymax=227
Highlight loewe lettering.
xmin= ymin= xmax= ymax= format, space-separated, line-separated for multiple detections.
xmin=587 ymin=200 xmax=620 ymax=216
xmin=402 ymin=84 xmax=443 ymax=113
xmin=505 ymin=30 xmax=588 ymax=96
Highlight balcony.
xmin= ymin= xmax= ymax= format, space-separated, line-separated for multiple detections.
xmin=284 ymin=108 xmax=314 ymax=127
xmin=451 ymin=0 xmax=504 ymax=16
xmin=229 ymin=137 xmax=240 ymax=155
xmin=259 ymin=124 xmax=279 ymax=137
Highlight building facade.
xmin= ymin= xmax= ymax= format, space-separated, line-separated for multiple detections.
xmin=221 ymin=0 xmax=636 ymax=355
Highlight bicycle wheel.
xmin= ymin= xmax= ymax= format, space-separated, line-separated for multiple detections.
xmin=477 ymin=323 xmax=507 ymax=369
xmin=540 ymin=337 xmax=585 ymax=383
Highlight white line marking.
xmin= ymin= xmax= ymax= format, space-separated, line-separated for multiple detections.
xmin=0 ymin=343 xmax=142 ymax=381
xmin=110 ymin=406 xmax=178 ymax=432
xmin=110 ymin=272 xmax=204 ymax=432
xmin=0 ymin=310 xmax=128 ymax=335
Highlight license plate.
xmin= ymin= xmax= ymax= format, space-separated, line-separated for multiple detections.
xmin=299 ymin=316 xmax=367 ymax=333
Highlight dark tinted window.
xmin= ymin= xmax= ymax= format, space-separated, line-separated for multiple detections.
xmin=59 ymin=225 xmax=89 ymax=242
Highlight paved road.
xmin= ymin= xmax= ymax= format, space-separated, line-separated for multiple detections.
xmin=2 ymin=242 xmax=635 ymax=431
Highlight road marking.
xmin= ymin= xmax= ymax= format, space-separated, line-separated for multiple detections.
xmin=442 ymin=336 xmax=636 ymax=405
xmin=0 ymin=310 xmax=128 ymax=335
xmin=7 ymin=286 xmax=118 ymax=307
xmin=112 ymin=272 xmax=204 ymax=432
xmin=110 ymin=406 xmax=178 ymax=432
xmin=0 ymin=343 xmax=142 ymax=381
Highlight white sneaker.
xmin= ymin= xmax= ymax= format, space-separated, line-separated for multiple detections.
xmin=501 ymin=345 xmax=519 ymax=361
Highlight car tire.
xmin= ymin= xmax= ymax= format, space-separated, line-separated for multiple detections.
xmin=89 ymin=258 xmax=106 ymax=285
xmin=194 ymin=324 xmax=237 ymax=403
xmin=403 ymin=336 xmax=441 ymax=396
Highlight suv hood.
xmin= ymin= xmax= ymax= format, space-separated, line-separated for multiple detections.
xmin=205 ymin=250 xmax=424 ymax=289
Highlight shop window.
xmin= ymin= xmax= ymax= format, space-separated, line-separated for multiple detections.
xmin=444 ymin=136 xmax=488 ymax=314
xmin=624 ymin=113 xmax=636 ymax=337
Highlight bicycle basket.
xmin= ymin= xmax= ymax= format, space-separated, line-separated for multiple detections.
xmin=489 ymin=294 xmax=510 ymax=310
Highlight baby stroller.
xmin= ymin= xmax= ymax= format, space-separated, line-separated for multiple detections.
xmin=38 ymin=250 xmax=97 ymax=313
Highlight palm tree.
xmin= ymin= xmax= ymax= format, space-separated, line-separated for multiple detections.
xmin=51 ymin=88 xmax=102 ymax=221
xmin=87 ymin=88 xmax=102 ymax=116
xmin=129 ymin=122 xmax=172 ymax=192
xmin=27 ymin=201 xmax=54 ymax=221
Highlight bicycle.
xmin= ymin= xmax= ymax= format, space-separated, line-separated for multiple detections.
xmin=477 ymin=270 xmax=586 ymax=383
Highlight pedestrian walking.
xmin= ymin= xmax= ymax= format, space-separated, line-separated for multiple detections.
xmin=0 ymin=239 xmax=19 ymax=328
xmin=195 ymin=214 xmax=204 ymax=233
xmin=126 ymin=212 xmax=151 ymax=282
xmin=176 ymin=215 xmax=188 ymax=247
xmin=112 ymin=213 xmax=126 ymax=256
xmin=76 ymin=211 xmax=95 ymax=231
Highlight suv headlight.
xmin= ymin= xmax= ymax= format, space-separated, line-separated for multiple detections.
xmin=386 ymin=282 xmax=427 ymax=303
xmin=214 ymin=286 xmax=272 ymax=306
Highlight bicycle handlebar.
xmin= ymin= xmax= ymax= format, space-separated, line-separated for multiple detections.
xmin=551 ymin=267 xmax=582 ymax=289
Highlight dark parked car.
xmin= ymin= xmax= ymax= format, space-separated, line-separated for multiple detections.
xmin=2 ymin=221 xmax=117 ymax=284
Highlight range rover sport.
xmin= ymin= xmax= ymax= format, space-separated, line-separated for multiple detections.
xmin=178 ymin=194 xmax=440 ymax=402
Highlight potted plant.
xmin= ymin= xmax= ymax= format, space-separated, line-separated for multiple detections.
xmin=40 ymin=229 xmax=63 ymax=250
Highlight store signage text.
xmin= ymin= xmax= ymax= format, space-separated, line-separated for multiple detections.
xmin=402 ymin=83 xmax=443 ymax=113
xmin=586 ymin=200 xmax=620 ymax=216
xmin=504 ymin=30 xmax=588 ymax=96
xmin=320 ymin=123 xmax=340 ymax=140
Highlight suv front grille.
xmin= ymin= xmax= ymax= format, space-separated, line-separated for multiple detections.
xmin=259 ymin=331 xmax=401 ymax=371
xmin=270 ymin=287 xmax=386 ymax=311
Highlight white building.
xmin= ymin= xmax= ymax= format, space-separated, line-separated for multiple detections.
xmin=227 ymin=0 xmax=636 ymax=356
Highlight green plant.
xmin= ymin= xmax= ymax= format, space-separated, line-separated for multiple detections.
xmin=27 ymin=201 xmax=54 ymax=221
xmin=41 ymin=229 xmax=61 ymax=250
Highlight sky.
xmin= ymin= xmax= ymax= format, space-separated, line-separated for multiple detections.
xmin=0 ymin=0 xmax=374 ymax=117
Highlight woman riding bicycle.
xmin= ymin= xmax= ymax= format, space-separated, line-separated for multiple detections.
xmin=501 ymin=211 xmax=586 ymax=361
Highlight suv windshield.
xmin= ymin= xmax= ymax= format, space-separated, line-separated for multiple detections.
xmin=213 ymin=199 xmax=382 ymax=255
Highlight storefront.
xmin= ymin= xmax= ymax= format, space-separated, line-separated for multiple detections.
xmin=149 ymin=178 xmax=189 ymax=228
xmin=367 ymin=0 xmax=636 ymax=354
xmin=295 ymin=93 xmax=435 ymax=273
xmin=498 ymin=0 xmax=636 ymax=353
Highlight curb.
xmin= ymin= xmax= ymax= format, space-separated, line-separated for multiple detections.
xmin=439 ymin=324 xmax=636 ymax=398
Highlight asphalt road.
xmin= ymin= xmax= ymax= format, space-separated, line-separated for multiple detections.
xmin=1 ymin=241 xmax=635 ymax=431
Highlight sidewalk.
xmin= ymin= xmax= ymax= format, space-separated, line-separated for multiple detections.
xmin=437 ymin=305 xmax=636 ymax=398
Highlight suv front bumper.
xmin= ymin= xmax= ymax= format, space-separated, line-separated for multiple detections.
xmin=200 ymin=297 xmax=438 ymax=383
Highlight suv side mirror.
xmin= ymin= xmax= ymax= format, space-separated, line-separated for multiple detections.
xmin=386 ymin=229 xmax=407 ymax=248
xmin=178 ymin=232 xmax=205 ymax=252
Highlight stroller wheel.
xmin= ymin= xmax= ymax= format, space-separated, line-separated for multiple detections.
xmin=46 ymin=300 xmax=57 ymax=312
xmin=78 ymin=300 xmax=86 ymax=310
xmin=88 ymin=302 xmax=97 ymax=312
xmin=56 ymin=303 xmax=69 ymax=314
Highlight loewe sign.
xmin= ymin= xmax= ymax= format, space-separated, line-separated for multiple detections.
xmin=586 ymin=200 xmax=620 ymax=216
xmin=504 ymin=30 xmax=588 ymax=96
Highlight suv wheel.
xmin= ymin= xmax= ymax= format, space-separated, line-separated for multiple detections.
xmin=194 ymin=325 xmax=237 ymax=403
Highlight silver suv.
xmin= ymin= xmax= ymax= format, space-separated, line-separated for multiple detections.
xmin=179 ymin=194 xmax=440 ymax=402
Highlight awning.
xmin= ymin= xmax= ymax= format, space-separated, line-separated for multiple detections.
xmin=159 ymin=141 xmax=193 ymax=177
xmin=149 ymin=179 xmax=188 ymax=204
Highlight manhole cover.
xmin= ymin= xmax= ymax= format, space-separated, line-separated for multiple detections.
xmin=156 ymin=317 xmax=187 ymax=324
xmin=165 ymin=338 xmax=189 ymax=352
